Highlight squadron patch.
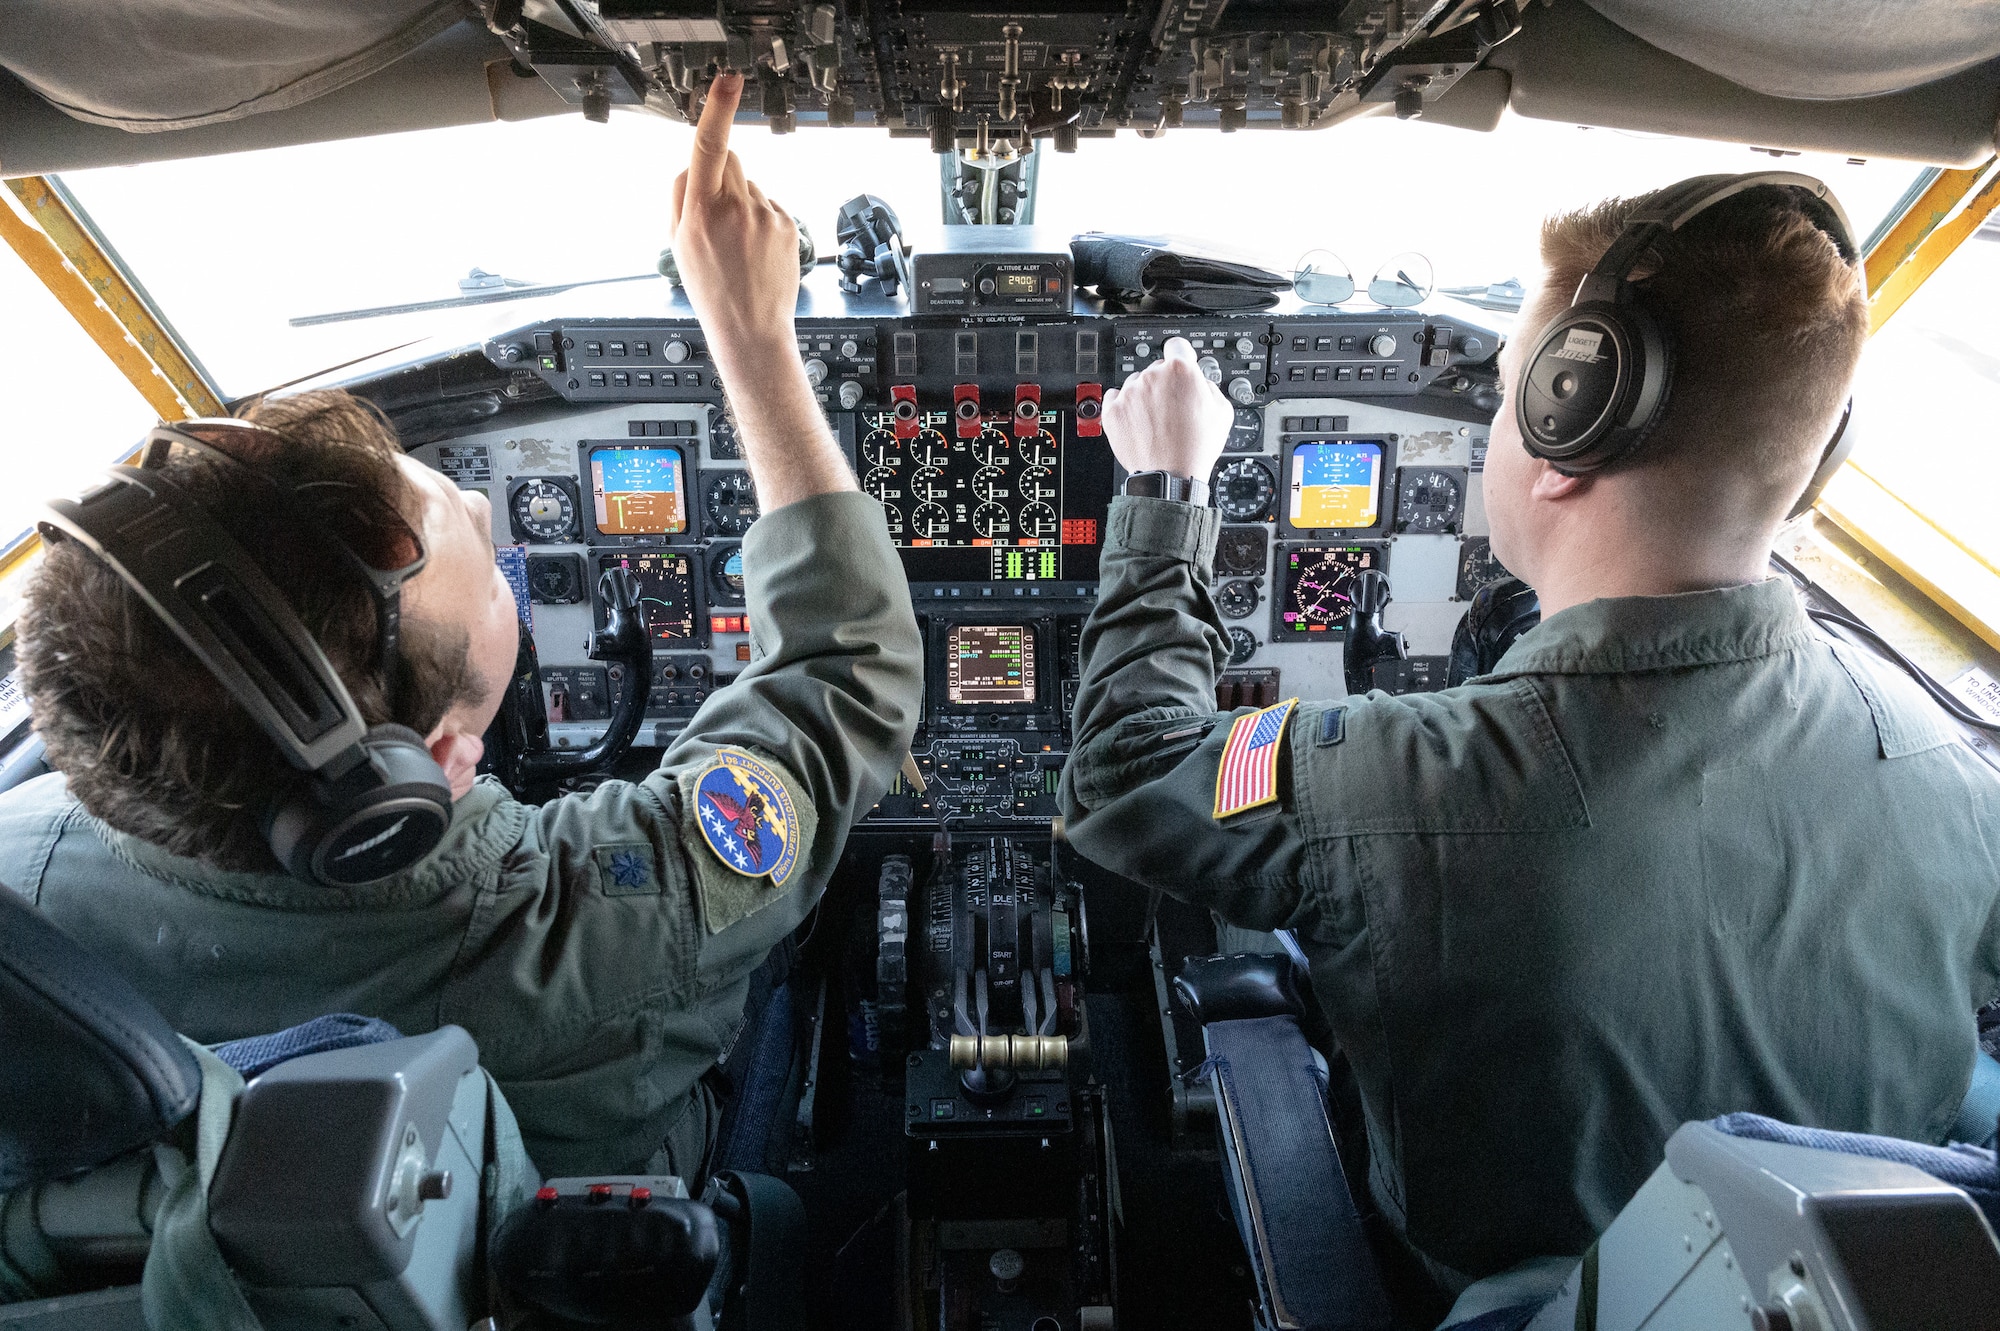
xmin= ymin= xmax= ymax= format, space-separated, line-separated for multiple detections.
xmin=1213 ymin=698 xmax=1298 ymax=820
xmin=693 ymin=749 xmax=800 ymax=889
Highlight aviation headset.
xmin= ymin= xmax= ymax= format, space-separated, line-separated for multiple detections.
xmin=38 ymin=422 xmax=454 ymax=888
xmin=1515 ymin=171 xmax=1861 ymax=518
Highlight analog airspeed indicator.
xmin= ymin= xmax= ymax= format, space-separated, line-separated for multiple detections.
xmin=508 ymin=477 xmax=580 ymax=544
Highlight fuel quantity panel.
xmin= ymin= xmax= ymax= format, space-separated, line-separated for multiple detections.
xmin=440 ymin=279 xmax=1501 ymax=825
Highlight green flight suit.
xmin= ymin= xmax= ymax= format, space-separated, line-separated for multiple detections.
xmin=0 ymin=490 xmax=923 ymax=1181
xmin=1060 ymin=495 xmax=2000 ymax=1288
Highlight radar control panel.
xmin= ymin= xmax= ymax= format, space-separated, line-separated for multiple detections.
xmin=407 ymin=252 xmax=1504 ymax=831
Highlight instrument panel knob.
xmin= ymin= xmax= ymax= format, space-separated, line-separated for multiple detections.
xmin=495 ymin=343 xmax=524 ymax=363
xmin=1234 ymin=335 xmax=1256 ymax=358
xmin=804 ymin=357 xmax=829 ymax=385
xmin=839 ymin=337 xmax=861 ymax=359
xmin=1368 ymin=333 xmax=1398 ymax=358
xmin=1197 ymin=355 xmax=1222 ymax=384
xmin=838 ymin=380 xmax=865 ymax=409
xmin=665 ymin=339 xmax=692 ymax=364
xmin=1227 ymin=376 xmax=1256 ymax=405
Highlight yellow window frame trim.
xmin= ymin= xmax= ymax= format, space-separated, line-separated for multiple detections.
xmin=0 ymin=177 xmax=226 ymax=641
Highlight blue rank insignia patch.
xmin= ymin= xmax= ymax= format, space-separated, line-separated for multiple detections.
xmin=594 ymin=844 xmax=659 ymax=896
xmin=693 ymin=749 xmax=800 ymax=889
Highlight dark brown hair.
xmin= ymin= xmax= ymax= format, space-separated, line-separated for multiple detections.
xmin=1531 ymin=184 xmax=1869 ymax=521
xmin=21 ymin=390 xmax=474 ymax=872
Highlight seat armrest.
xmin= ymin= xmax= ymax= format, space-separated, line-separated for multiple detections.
xmin=1174 ymin=953 xmax=1303 ymax=1025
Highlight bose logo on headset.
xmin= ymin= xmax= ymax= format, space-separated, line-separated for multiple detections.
xmin=1515 ymin=171 xmax=1861 ymax=520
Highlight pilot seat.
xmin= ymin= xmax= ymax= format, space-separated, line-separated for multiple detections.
xmin=1173 ymin=946 xmax=2000 ymax=1331
xmin=0 ymin=884 xmax=804 ymax=1330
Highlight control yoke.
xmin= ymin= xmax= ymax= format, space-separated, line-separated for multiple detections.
xmin=487 ymin=567 xmax=654 ymax=796
xmin=1343 ymin=568 xmax=1408 ymax=696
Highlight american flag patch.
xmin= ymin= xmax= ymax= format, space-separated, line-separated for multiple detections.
xmin=1212 ymin=698 xmax=1298 ymax=820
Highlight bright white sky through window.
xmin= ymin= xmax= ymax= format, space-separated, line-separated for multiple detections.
xmin=58 ymin=108 xmax=1922 ymax=399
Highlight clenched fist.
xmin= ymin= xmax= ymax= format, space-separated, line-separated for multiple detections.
xmin=1101 ymin=337 xmax=1235 ymax=488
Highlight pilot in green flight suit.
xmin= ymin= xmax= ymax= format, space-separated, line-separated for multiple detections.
xmin=0 ymin=74 xmax=923 ymax=1182
xmin=1059 ymin=188 xmax=2000 ymax=1296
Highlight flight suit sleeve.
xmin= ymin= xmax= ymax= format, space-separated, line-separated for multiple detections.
xmin=1059 ymin=496 xmax=1311 ymax=928
xmin=538 ymin=489 xmax=923 ymax=986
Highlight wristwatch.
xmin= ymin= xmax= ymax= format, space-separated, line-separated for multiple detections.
xmin=1121 ymin=469 xmax=1210 ymax=506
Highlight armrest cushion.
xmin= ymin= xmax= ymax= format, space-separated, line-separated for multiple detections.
xmin=1175 ymin=953 xmax=1303 ymax=1025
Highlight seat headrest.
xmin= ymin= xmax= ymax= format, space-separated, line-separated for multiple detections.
xmin=0 ymin=886 xmax=201 ymax=1190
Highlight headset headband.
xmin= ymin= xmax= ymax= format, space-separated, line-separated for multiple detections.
xmin=40 ymin=468 xmax=372 ymax=777
xmin=1576 ymin=171 xmax=1858 ymax=307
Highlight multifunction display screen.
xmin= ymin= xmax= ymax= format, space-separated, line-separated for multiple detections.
xmin=946 ymin=624 xmax=1038 ymax=705
xmin=590 ymin=445 xmax=686 ymax=535
xmin=860 ymin=410 xmax=1112 ymax=583
xmin=1287 ymin=440 xmax=1384 ymax=530
xmin=1277 ymin=544 xmax=1384 ymax=636
xmin=598 ymin=552 xmax=696 ymax=641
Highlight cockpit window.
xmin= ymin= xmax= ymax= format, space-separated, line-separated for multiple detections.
xmin=0 ymin=234 xmax=155 ymax=565
xmin=1846 ymin=224 xmax=2000 ymax=572
xmin=52 ymin=113 xmax=1926 ymax=400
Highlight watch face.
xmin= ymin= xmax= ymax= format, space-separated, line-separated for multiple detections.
xmin=1124 ymin=471 xmax=1168 ymax=499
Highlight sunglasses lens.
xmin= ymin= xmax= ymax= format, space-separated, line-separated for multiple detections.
xmin=1292 ymin=249 xmax=1355 ymax=306
xmin=1367 ymin=252 xmax=1435 ymax=308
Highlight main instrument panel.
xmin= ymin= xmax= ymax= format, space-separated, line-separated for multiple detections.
xmin=409 ymin=258 xmax=1503 ymax=831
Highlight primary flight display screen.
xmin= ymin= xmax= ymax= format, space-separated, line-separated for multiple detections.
xmin=599 ymin=552 xmax=696 ymax=642
xmin=590 ymin=445 xmax=687 ymax=535
xmin=1288 ymin=440 xmax=1384 ymax=530
xmin=859 ymin=410 xmax=1113 ymax=583
xmin=1277 ymin=544 xmax=1384 ymax=636
xmin=946 ymin=624 xmax=1038 ymax=705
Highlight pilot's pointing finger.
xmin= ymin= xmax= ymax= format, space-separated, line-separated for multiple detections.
xmin=1162 ymin=336 xmax=1198 ymax=368
xmin=689 ymin=71 xmax=743 ymax=197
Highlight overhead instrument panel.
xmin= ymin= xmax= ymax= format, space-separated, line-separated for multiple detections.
xmin=489 ymin=1 xmax=1526 ymax=142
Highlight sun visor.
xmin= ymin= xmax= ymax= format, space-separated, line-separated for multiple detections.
xmin=1586 ymin=0 xmax=2000 ymax=100
xmin=0 ymin=0 xmax=467 ymax=132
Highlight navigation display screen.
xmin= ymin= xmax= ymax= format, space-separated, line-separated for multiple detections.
xmin=598 ymin=552 xmax=696 ymax=642
xmin=860 ymin=409 xmax=1113 ymax=583
xmin=946 ymin=624 xmax=1038 ymax=705
xmin=1277 ymin=544 xmax=1385 ymax=637
xmin=1287 ymin=440 xmax=1384 ymax=530
xmin=590 ymin=445 xmax=686 ymax=535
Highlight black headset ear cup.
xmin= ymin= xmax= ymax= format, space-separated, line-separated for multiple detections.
xmin=268 ymin=724 xmax=454 ymax=888
xmin=1515 ymin=299 xmax=1671 ymax=473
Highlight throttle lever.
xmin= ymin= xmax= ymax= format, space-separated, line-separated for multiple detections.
xmin=1342 ymin=568 xmax=1407 ymax=696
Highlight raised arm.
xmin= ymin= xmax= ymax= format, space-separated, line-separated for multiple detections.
xmin=1060 ymin=338 xmax=1309 ymax=925
xmin=669 ymin=72 xmax=854 ymax=508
